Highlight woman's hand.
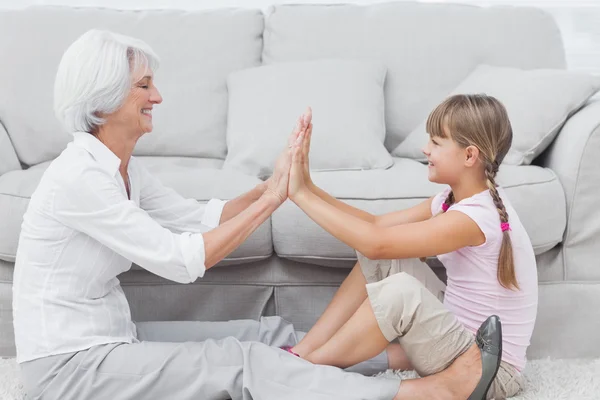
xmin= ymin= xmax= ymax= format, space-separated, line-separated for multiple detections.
xmin=264 ymin=110 xmax=310 ymax=205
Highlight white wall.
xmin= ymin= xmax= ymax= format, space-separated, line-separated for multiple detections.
xmin=0 ymin=0 xmax=598 ymax=74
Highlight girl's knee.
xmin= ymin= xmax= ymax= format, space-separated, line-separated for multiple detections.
xmin=384 ymin=272 xmax=423 ymax=291
xmin=372 ymin=272 xmax=423 ymax=305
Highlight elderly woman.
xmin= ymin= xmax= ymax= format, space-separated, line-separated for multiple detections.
xmin=12 ymin=29 xmax=403 ymax=400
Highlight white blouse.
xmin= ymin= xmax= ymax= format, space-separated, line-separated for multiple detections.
xmin=12 ymin=132 xmax=225 ymax=363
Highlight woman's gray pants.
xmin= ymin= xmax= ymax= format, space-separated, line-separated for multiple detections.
xmin=20 ymin=317 xmax=400 ymax=400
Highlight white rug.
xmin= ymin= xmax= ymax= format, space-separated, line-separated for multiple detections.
xmin=1 ymin=357 xmax=599 ymax=399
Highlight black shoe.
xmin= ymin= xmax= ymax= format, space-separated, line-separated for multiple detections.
xmin=467 ymin=315 xmax=503 ymax=400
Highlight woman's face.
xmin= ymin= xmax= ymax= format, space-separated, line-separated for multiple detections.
xmin=107 ymin=65 xmax=162 ymax=137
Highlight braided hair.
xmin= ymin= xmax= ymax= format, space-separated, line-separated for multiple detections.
xmin=426 ymin=94 xmax=518 ymax=290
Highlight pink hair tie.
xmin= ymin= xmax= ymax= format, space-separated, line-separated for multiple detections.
xmin=501 ymin=222 xmax=511 ymax=232
xmin=441 ymin=203 xmax=450 ymax=212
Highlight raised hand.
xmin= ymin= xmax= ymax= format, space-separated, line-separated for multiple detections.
xmin=289 ymin=114 xmax=313 ymax=200
xmin=299 ymin=108 xmax=313 ymax=188
xmin=264 ymin=109 xmax=310 ymax=205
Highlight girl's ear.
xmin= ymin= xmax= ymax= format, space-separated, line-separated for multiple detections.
xmin=464 ymin=145 xmax=480 ymax=167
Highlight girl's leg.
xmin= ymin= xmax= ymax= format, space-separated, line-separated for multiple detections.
xmin=292 ymin=260 xmax=411 ymax=371
xmin=291 ymin=261 xmax=369 ymax=357
xmin=302 ymin=271 xmax=504 ymax=399
xmin=305 ymin=296 xmax=390 ymax=368
xmin=305 ymin=272 xmax=474 ymax=378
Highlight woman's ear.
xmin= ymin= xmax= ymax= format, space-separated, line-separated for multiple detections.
xmin=464 ymin=145 xmax=480 ymax=167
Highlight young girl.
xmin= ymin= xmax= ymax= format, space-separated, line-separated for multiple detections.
xmin=285 ymin=95 xmax=538 ymax=399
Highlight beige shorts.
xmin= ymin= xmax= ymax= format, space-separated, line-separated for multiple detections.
xmin=356 ymin=252 xmax=525 ymax=400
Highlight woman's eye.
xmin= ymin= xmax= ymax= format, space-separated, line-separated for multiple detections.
xmin=140 ymin=85 xmax=149 ymax=89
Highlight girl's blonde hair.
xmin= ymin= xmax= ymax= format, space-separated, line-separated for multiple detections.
xmin=426 ymin=94 xmax=518 ymax=290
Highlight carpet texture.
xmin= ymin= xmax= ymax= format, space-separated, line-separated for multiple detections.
xmin=1 ymin=357 xmax=599 ymax=399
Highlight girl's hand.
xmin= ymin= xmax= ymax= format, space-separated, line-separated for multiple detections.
xmin=289 ymin=123 xmax=311 ymax=200
xmin=299 ymin=108 xmax=313 ymax=189
xmin=264 ymin=110 xmax=310 ymax=205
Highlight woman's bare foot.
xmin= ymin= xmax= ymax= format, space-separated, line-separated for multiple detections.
xmin=393 ymin=343 xmax=482 ymax=400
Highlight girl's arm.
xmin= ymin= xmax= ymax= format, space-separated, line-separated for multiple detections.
xmin=288 ymin=126 xmax=483 ymax=259
xmin=374 ymin=196 xmax=434 ymax=227
xmin=292 ymin=189 xmax=484 ymax=260
xmin=308 ymin=183 xmax=375 ymax=223
xmin=298 ymin=113 xmax=433 ymax=227
xmin=308 ymin=182 xmax=434 ymax=227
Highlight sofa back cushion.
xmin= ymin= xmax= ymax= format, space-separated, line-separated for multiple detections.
xmin=263 ymin=2 xmax=566 ymax=153
xmin=224 ymin=59 xmax=393 ymax=178
xmin=0 ymin=6 xmax=263 ymax=166
xmin=394 ymin=65 xmax=600 ymax=165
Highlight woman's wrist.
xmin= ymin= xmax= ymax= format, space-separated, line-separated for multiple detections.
xmin=262 ymin=187 xmax=285 ymax=208
xmin=257 ymin=180 xmax=269 ymax=195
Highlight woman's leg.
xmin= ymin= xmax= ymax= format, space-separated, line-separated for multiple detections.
xmin=20 ymin=339 xmax=402 ymax=400
xmin=135 ymin=304 xmax=393 ymax=376
xmin=392 ymin=343 xmax=484 ymax=400
xmin=135 ymin=316 xmax=300 ymax=348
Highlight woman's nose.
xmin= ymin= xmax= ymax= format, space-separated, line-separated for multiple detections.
xmin=151 ymin=88 xmax=163 ymax=104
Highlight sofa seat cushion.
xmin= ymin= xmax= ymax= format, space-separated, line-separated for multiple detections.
xmin=0 ymin=157 xmax=272 ymax=264
xmin=272 ymin=158 xmax=566 ymax=265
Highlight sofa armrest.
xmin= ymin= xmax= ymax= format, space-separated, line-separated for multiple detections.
xmin=0 ymin=121 xmax=20 ymax=176
xmin=538 ymin=99 xmax=600 ymax=281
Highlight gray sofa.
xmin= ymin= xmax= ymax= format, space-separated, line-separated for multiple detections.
xmin=1 ymin=3 xmax=599 ymax=363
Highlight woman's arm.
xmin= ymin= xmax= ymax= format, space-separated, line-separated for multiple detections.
xmin=204 ymin=121 xmax=305 ymax=268
xmin=53 ymin=122 xmax=302 ymax=284
xmin=53 ymin=164 xmax=286 ymax=283
xmin=203 ymin=193 xmax=279 ymax=268
xmin=219 ymin=181 xmax=268 ymax=224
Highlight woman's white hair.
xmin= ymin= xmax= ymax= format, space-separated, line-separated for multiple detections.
xmin=54 ymin=29 xmax=160 ymax=133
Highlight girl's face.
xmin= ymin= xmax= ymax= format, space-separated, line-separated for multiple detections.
xmin=421 ymin=130 xmax=468 ymax=185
